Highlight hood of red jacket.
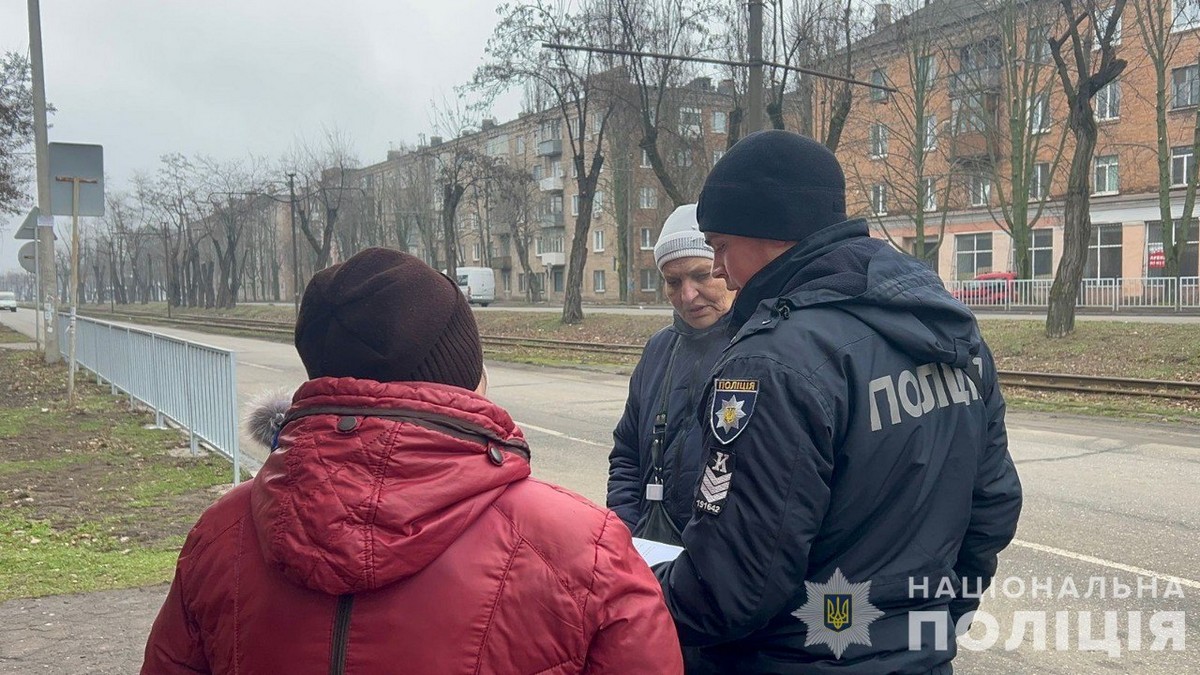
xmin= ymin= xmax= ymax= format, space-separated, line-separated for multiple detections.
xmin=250 ymin=377 xmax=531 ymax=595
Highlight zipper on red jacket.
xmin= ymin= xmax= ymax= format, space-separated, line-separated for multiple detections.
xmin=329 ymin=594 xmax=355 ymax=675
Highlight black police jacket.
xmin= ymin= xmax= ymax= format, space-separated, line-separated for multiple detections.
xmin=608 ymin=312 xmax=732 ymax=534
xmin=654 ymin=219 xmax=1022 ymax=674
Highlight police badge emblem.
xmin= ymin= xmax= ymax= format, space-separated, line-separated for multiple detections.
xmin=791 ymin=569 xmax=884 ymax=659
xmin=710 ymin=379 xmax=759 ymax=445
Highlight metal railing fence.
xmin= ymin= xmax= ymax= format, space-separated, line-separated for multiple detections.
xmin=944 ymin=276 xmax=1200 ymax=312
xmin=58 ymin=314 xmax=241 ymax=484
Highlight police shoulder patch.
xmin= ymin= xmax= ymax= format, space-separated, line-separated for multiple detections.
xmin=695 ymin=446 xmax=736 ymax=516
xmin=709 ymin=378 xmax=759 ymax=445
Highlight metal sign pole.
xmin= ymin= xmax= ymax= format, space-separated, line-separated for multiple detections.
xmin=68 ymin=178 xmax=80 ymax=404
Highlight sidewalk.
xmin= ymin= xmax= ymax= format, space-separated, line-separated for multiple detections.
xmin=0 ymin=585 xmax=166 ymax=674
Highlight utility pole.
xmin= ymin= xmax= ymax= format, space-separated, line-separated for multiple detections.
xmin=287 ymin=172 xmax=300 ymax=315
xmin=27 ymin=0 xmax=59 ymax=363
xmin=747 ymin=0 xmax=765 ymax=134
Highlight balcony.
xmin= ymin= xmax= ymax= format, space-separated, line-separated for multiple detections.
xmin=537 ymin=139 xmax=563 ymax=157
xmin=539 ymin=175 xmax=564 ymax=192
xmin=539 ymin=210 xmax=564 ymax=227
xmin=539 ymin=251 xmax=566 ymax=267
xmin=950 ymin=68 xmax=1001 ymax=95
xmin=950 ymin=130 xmax=1001 ymax=164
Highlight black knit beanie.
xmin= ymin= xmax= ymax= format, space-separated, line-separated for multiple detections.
xmin=294 ymin=247 xmax=484 ymax=391
xmin=697 ymin=130 xmax=847 ymax=241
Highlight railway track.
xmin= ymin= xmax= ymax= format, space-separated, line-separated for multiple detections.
xmin=85 ymin=310 xmax=1200 ymax=401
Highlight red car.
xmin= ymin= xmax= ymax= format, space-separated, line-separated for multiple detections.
xmin=952 ymin=271 xmax=1016 ymax=305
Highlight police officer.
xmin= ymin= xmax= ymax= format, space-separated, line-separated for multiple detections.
xmin=654 ymin=130 xmax=1022 ymax=674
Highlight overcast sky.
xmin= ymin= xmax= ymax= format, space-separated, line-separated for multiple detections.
xmin=0 ymin=0 xmax=521 ymax=272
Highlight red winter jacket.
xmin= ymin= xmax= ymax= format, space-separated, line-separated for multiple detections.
xmin=142 ymin=377 xmax=682 ymax=675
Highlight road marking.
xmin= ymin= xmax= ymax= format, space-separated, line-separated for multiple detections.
xmin=1011 ymin=539 xmax=1200 ymax=590
xmin=241 ymin=362 xmax=284 ymax=372
xmin=514 ymin=420 xmax=608 ymax=448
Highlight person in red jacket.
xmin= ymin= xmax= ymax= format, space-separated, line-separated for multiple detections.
xmin=141 ymin=248 xmax=682 ymax=675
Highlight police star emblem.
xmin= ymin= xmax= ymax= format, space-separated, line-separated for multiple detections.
xmin=710 ymin=379 xmax=758 ymax=445
xmin=792 ymin=568 xmax=884 ymax=659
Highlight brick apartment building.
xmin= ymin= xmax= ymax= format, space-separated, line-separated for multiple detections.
xmin=840 ymin=0 xmax=1200 ymax=290
xmin=351 ymin=76 xmax=739 ymax=305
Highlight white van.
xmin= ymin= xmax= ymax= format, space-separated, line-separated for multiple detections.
xmin=0 ymin=291 xmax=16 ymax=312
xmin=455 ymin=267 xmax=495 ymax=307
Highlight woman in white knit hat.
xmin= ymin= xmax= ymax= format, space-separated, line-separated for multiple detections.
xmin=607 ymin=204 xmax=735 ymax=548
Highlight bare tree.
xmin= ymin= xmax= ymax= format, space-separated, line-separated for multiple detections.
xmin=1046 ymin=0 xmax=1127 ymax=337
xmin=0 ymin=52 xmax=44 ymax=215
xmin=491 ymin=160 xmax=544 ymax=301
xmin=1132 ymin=0 xmax=1200 ymax=287
xmin=610 ymin=0 xmax=720 ymax=207
xmin=286 ymin=128 xmax=361 ymax=280
xmin=475 ymin=0 xmax=621 ymax=323
xmin=848 ymin=0 xmax=950 ymax=267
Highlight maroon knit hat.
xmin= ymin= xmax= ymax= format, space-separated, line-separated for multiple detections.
xmin=294 ymin=248 xmax=483 ymax=391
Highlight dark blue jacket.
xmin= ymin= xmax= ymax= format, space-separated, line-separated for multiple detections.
xmin=608 ymin=313 xmax=732 ymax=533
xmin=655 ymin=219 xmax=1022 ymax=674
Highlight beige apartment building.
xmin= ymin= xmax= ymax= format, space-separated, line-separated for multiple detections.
xmin=352 ymin=76 xmax=739 ymax=305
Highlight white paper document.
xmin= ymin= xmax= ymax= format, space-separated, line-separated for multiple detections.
xmin=632 ymin=537 xmax=684 ymax=566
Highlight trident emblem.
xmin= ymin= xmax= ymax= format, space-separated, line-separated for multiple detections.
xmin=824 ymin=594 xmax=852 ymax=632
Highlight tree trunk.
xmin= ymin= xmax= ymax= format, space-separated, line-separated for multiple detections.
xmin=441 ymin=184 xmax=465 ymax=280
xmin=640 ymin=130 xmax=687 ymax=208
xmin=1046 ymin=116 xmax=1097 ymax=337
xmin=562 ymin=161 xmax=602 ymax=324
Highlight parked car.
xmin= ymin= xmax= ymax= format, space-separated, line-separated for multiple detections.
xmin=455 ymin=267 xmax=495 ymax=307
xmin=0 ymin=291 xmax=17 ymax=312
xmin=951 ymin=271 xmax=1016 ymax=305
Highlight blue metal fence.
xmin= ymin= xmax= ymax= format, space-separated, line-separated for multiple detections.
xmin=58 ymin=314 xmax=242 ymax=484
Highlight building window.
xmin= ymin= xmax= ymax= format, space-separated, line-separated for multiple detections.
xmin=639 ymin=186 xmax=658 ymax=209
xmin=593 ymin=191 xmax=604 ymax=212
xmin=593 ymin=229 xmax=605 ymax=252
xmin=956 ymin=232 xmax=994 ymax=279
xmin=970 ymin=174 xmax=992 ymax=207
xmin=1030 ymin=228 xmax=1054 ymax=278
xmin=1096 ymin=82 xmax=1120 ymax=120
xmin=640 ymin=268 xmax=659 ymax=292
xmin=532 ymin=164 xmax=543 ymax=180
xmin=1093 ymin=154 xmax=1119 ymax=195
xmin=1146 ymin=220 xmax=1200 ymax=276
xmin=552 ymin=268 xmax=564 ymax=293
xmin=1094 ymin=5 xmax=1122 ymax=47
xmin=713 ymin=150 xmax=726 ymax=165
xmin=870 ymin=123 xmax=889 ymax=158
xmin=1027 ymin=24 xmax=1052 ymax=63
xmin=1031 ymin=162 xmax=1052 ymax=200
xmin=1176 ymin=0 xmax=1200 ymax=31
xmin=679 ymin=107 xmax=703 ymax=135
xmin=871 ymin=183 xmax=888 ymax=216
xmin=593 ymin=270 xmax=606 ymax=293
xmin=535 ymin=237 xmax=543 ymax=256
xmin=472 ymin=242 xmax=481 ymax=262
xmin=917 ymin=55 xmax=938 ymax=90
xmin=516 ymin=137 xmax=526 ymax=154
xmin=906 ymin=236 xmax=940 ymax=273
xmin=640 ymin=227 xmax=654 ymax=250
xmin=518 ymin=273 xmax=526 ymax=292
xmin=1173 ymin=65 xmax=1200 ymax=108
xmin=870 ymin=69 xmax=887 ymax=100
xmin=922 ymin=116 xmax=938 ymax=151
xmin=1172 ymin=146 xmax=1196 ymax=187
xmin=572 ymin=194 xmax=580 ymax=216
xmin=922 ymin=178 xmax=937 ymax=212
xmin=1029 ymin=93 xmax=1051 ymax=133
xmin=713 ymin=110 xmax=728 ymax=133
xmin=952 ymin=93 xmax=989 ymax=134
xmin=675 ymin=149 xmax=694 ymax=167
xmin=1085 ymin=223 xmax=1124 ymax=279
xmin=640 ymin=149 xmax=652 ymax=168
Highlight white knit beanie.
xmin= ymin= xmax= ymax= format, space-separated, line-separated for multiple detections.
xmin=654 ymin=204 xmax=713 ymax=272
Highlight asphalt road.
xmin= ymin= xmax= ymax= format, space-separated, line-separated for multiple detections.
xmin=1 ymin=307 xmax=1196 ymax=673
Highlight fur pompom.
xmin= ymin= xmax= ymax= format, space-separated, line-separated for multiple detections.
xmin=244 ymin=389 xmax=293 ymax=449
